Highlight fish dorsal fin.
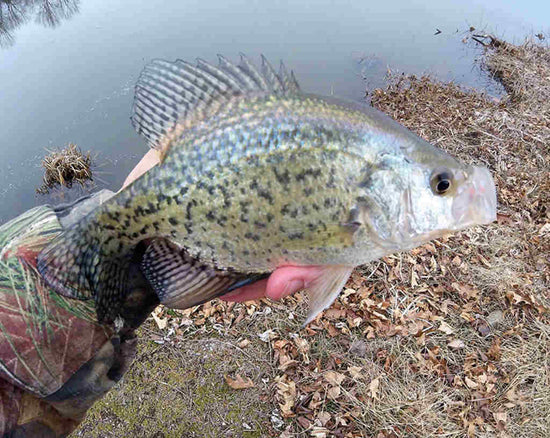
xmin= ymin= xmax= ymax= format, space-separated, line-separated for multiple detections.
xmin=141 ymin=239 xmax=268 ymax=309
xmin=278 ymin=60 xmax=300 ymax=93
xmin=304 ymin=265 xmax=354 ymax=325
xmin=131 ymin=54 xmax=301 ymax=150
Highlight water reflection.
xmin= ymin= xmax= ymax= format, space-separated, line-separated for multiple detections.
xmin=0 ymin=0 xmax=79 ymax=47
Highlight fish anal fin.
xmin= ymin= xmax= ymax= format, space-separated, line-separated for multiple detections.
xmin=140 ymin=239 xmax=267 ymax=309
xmin=304 ymin=265 xmax=354 ymax=326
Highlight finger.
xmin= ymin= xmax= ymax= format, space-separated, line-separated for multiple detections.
xmin=219 ymin=278 xmax=269 ymax=302
xmin=121 ymin=149 xmax=161 ymax=189
xmin=220 ymin=266 xmax=327 ymax=303
xmin=265 ymin=265 xmax=325 ymax=301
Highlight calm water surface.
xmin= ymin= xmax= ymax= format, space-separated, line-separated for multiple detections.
xmin=0 ymin=0 xmax=548 ymax=222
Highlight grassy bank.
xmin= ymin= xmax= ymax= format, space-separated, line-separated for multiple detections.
xmin=75 ymin=35 xmax=549 ymax=438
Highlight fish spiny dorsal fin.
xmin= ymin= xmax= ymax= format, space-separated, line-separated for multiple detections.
xmin=131 ymin=54 xmax=302 ymax=150
xmin=238 ymin=53 xmax=271 ymax=90
xmin=289 ymin=70 xmax=301 ymax=93
xmin=279 ymin=60 xmax=300 ymax=93
xmin=217 ymin=54 xmax=260 ymax=90
xmin=260 ymin=54 xmax=284 ymax=93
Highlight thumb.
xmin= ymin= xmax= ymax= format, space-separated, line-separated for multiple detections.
xmin=265 ymin=266 xmax=326 ymax=301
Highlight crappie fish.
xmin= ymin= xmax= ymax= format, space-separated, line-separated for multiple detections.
xmin=37 ymin=54 xmax=497 ymax=324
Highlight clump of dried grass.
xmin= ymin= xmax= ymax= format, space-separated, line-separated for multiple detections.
xmin=474 ymin=34 xmax=550 ymax=108
xmin=37 ymin=143 xmax=93 ymax=194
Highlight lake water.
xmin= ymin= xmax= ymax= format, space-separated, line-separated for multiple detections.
xmin=0 ymin=0 xmax=547 ymax=222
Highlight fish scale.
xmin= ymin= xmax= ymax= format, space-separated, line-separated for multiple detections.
xmin=37 ymin=55 xmax=496 ymax=324
xmin=113 ymin=96 xmax=367 ymax=267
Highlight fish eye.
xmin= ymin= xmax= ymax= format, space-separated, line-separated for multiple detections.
xmin=430 ymin=169 xmax=454 ymax=195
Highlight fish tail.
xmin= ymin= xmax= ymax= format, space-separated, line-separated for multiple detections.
xmin=37 ymin=210 xmax=130 ymax=323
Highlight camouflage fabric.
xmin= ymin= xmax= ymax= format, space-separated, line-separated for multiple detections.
xmin=0 ymin=193 xmax=159 ymax=436
xmin=0 ymin=205 xmax=114 ymax=399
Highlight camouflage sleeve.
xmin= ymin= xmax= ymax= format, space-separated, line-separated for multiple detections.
xmin=1 ymin=331 xmax=137 ymax=437
xmin=1 ymin=190 xmax=159 ymax=437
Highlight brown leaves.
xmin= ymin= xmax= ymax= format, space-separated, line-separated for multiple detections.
xmin=276 ymin=375 xmax=296 ymax=417
xmin=439 ymin=321 xmax=455 ymax=335
xmin=368 ymin=377 xmax=381 ymax=399
xmin=447 ymin=339 xmax=466 ymax=349
xmin=224 ymin=374 xmax=255 ymax=390
xmin=324 ymin=371 xmax=346 ymax=400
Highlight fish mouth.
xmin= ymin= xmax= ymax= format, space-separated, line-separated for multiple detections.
xmin=451 ymin=166 xmax=497 ymax=229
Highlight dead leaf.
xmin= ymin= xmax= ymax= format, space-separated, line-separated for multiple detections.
xmin=316 ymin=411 xmax=331 ymax=427
xmin=310 ymin=427 xmax=329 ymax=438
xmin=448 ymin=339 xmax=465 ymax=349
xmin=152 ymin=310 xmax=168 ymax=329
xmin=369 ymin=377 xmax=381 ymax=399
xmin=411 ymin=269 xmax=419 ymax=287
xmin=439 ymin=321 xmax=454 ymax=335
xmin=276 ymin=375 xmax=296 ymax=417
xmin=278 ymin=360 xmax=299 ymax=371
xmin=348 ymin=366 xmax=363 ymax=379
xmin=324 ymin=371 xmax=345 ymax=386
xmin=297 ymin=416 xmax=311 ymax=429
xmin=238 ymin=339 xmax=250 ymax=348
xmin=224 ymin=374 xmax=255 ymax=390
xmin=465 ymin=376 xmax=478 ymax=389
xmin=539 ymin=222 xmax=550 ymax=235
xmin=494 ymin=411 xmax=507 ymax=424
xmin=327 ymin=385 xmax=341 ymax=400
xmin=487 ymin=338 xmax=502 ymax=360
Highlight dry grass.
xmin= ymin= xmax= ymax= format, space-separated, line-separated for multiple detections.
xmin=76 ymin=35 xmax=549 ymax=438
xmin=37 ymin=143 xmax=93 ymax=194
xmin=76 ymin=329 xmax=276 ymax=437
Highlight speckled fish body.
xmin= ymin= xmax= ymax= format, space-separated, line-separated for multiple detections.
xmin=119 ymin=94 xmax=421 ymax=270
xmin=37 ymin=55 xmax=497 ymax=324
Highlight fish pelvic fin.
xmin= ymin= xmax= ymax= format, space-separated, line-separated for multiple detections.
xmin=131 ymin=54 xmax=301 ymax=151
xmin=141 ymin=238 xmax=268 ymax=309
xmin=304 ymin=265 xmax=354 ymax=326
xmin=37 ymin=222 xmax=130 ymax=323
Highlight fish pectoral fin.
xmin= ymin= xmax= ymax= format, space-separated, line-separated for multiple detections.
xmin=304 ymin=265 xmax=354 ymax=326
xmin=140 ymin=238 xmax=267 ymax=309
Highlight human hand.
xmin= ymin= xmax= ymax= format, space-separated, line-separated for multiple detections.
xmin=121 ymin=149 xmax=161 ymax=189
xmin=124 ymin=151 xmax=324 ymax=303
xmin=219 ymin=265 xmax=325 ymax=302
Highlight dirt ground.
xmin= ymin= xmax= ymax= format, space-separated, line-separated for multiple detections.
xmin=75 ymin=34 xmax=549 ymax=438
